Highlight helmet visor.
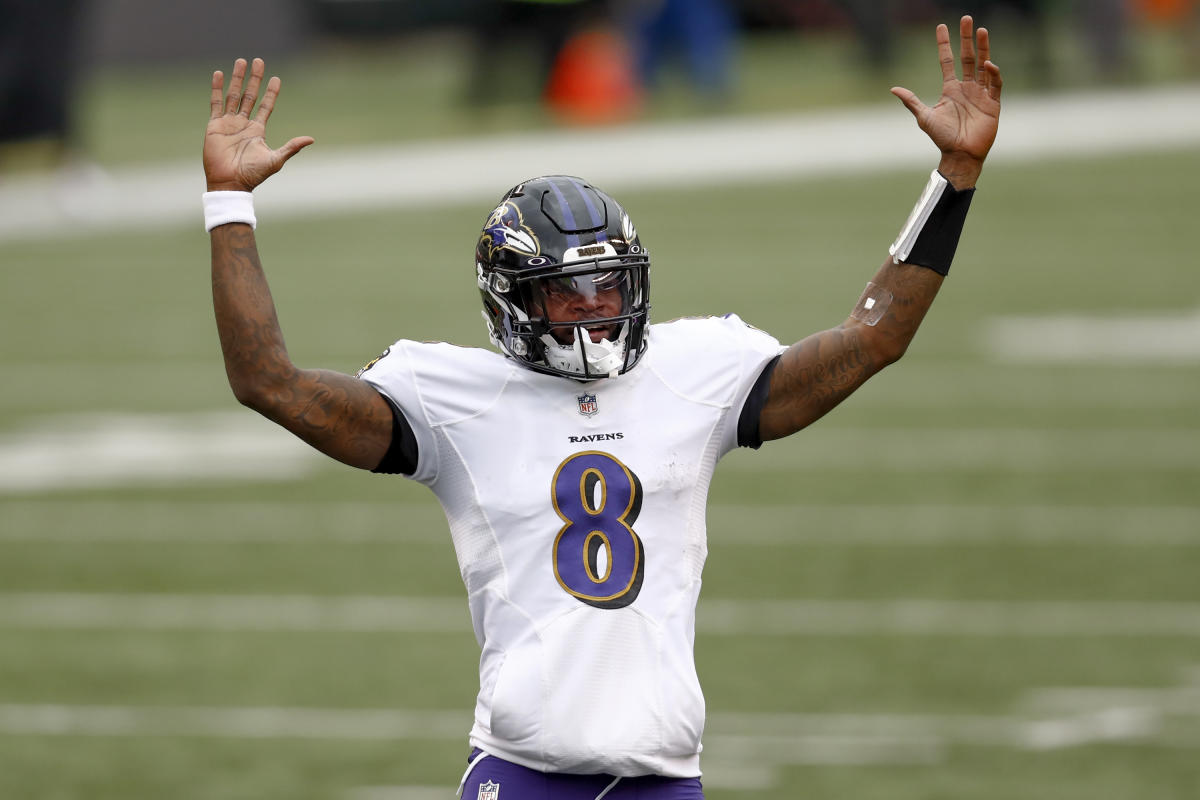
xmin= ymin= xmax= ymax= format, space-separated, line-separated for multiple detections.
xmin=526 ymin=268 xmax=644 ymax=343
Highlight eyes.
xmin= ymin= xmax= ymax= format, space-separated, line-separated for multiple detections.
xmin=543 ymin=273 xmax=624 ymax=298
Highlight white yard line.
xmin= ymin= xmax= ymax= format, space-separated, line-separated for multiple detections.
xmin=0 ymin=680 xmax=1194 ymax=791
xmin=984 ymin=308 xmax=1200 ymax=364
xmin=0 ymin=411 xmax=324 ymax=493
xmin=2 ymin=499 xmax=1198 ymax=545
xmin=6 ymin=360 xmax=1196 ymax=411
xmin=0 ymin=704 xmax=468 ymax=740
xmin=0 ymin=499 xmax=448 ymax=543
xmin=0 ymin=594 xmax=469 ymax=633
xmin=0 ymin=704 xmax=1162 ymax=749
xmin=2 ymin=86 xmax=1197 ymax=242
xmin=707 ymin=504 xmax=1200 ymax=546
xmin=698 ymin=599 xmax=1200 ymax=637
xmin=3 ymin=594 xmax=1200 ymax=636
xmin=732 ymin=426 xmax=1200 ymax=471
xmin=3 ymin=667 xmax=1196 ymax=792
xmin=2 ymin=411 xmax=1196 ymax=493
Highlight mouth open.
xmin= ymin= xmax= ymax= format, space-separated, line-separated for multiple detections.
xmin=548 ymin=323 xmax=619 ymax=346
xmin=584 ymin=324 xmax=615 ymax=343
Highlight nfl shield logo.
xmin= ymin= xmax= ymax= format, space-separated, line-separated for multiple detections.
xmin=477 ymin=780 xmax=500 ymax=800
xmin=577 ymin=393 xmax=598 ymax=417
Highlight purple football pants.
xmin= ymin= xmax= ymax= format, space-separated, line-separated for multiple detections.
xmin=460 ymin=750 xmax=704 ymax=800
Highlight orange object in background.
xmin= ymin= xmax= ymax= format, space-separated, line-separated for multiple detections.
xmin=1138 ymin=0 xmax=1197 ymax=21
xmin=544 ymin=28 xmax=642 ymax=125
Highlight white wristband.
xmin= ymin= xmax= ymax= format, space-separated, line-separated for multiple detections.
xmin=889 ymin=170 xmax=948 ymax=264
xmin=203 ymin=191 xmax=256 ymax=232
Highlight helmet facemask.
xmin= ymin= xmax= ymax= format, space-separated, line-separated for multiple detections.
xmin=475 ymin=176 xmax=651 ymax=381
xmin=480 ymin=255 xmax=649 ymax=380
xmin=527 ymin=262 xmax=647 ymax=379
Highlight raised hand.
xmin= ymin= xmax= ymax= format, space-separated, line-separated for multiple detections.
xmin=204 ymin=58 xmax=314 ymax=192
xmin=891 ymin=16 xmax=1002 ymax=184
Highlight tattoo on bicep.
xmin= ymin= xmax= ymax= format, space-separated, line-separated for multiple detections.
xmin=772 ymin=328 xmax=875 ymax=423
xmin=293 ymin=380 xmax=343 ymax=433
xmin=289 ymin=374 xmax=387 ymax=462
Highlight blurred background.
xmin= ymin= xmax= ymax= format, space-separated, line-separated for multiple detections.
xmin=2 ymin=0 xmax=1199 ymax=172
xmin=1 ymin=1 xmax=1199 ymax=799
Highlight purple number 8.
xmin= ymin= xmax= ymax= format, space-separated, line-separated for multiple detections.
xmin=551 ymin=451 xmax=645 ymax=609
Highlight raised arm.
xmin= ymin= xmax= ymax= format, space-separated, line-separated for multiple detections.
xmin=204 ymin=58 xmax=393 ymax=469
xmin=759 ymin=16 xmax=1002 ymax=441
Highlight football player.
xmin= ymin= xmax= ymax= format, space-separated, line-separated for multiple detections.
xmin=202 ymin=16 xmax=1001 ymax=800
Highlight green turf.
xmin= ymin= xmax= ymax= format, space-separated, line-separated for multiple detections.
xmin=1 ymin=53 xmax=1198 ymax=800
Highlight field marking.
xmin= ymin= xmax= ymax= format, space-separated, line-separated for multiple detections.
xmin=984 ymin=308 xmax=1200 ymax=364
xmin=733 ymin=427 xmax=1200 ymax=471
xmin=0 ymin=411 xmax=324 ymax=493
xmin=3 ymin=499 xmax=1199 ymax=546
xmin=2 ymin=674 xmax=1196 ymax=793
xmin=0 ymin=594 xmax=469 ymax=633
xmin=2 ymin=411 xmax=1197 ymax=493
xmin=5 ymin=359 xmax=1197 ymax=412
xmin=708 ymin=504 xmax=1200 ymax=546
xmin=0 ymin=704 xmax=468 ymax=740
xmin=1 ymin=86 xmax=1197 ymax=242
xmin=698 ymin=599 xmax=1200 ymax=637
xmin=4 ymin=594 xmax=1200 ymax=637
xmin=3 ymin=666 xmax=1196 ymax=792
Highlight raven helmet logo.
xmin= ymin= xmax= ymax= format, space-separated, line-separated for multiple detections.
xmin=621 ymin=211 xmax=636 ymax=242
xmin=480 ymin=202 xmax=539 ymax=260
xmin=577 ymin=393 xmax=598 ymax=417
xmin=477 ymin=780 xmax=500 ymax=800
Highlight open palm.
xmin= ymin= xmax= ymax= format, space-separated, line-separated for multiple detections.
xmin=203 ymin=58 xmax=313 ymax=192
xmin=892 ymin=17 xmax=1003 ymax=165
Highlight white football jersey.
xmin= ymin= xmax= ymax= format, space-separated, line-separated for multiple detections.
xmin=360 ymin=314 xmax=784 ymax=777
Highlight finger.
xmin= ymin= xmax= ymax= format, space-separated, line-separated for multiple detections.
xmin=959 ymin=16 xmax=976 ymax=82
xmin=210 ymin=70 xmax=225 ymax=120
xmin=935 ymin=23 xmax=955 ymax=84
xmin=274 ymin=136 xmax=315 ymax=166
xmin=977 ymin=26 xmax=991 ymax=83
xmin=224 ymin=58 xmax=247 ymax=115
xmin=984 ymin=61 xmax=1003 ymax=102
xmin=238 ymin=58 xmax=265 ymax=117
xmin=253 ymin=75 xmax=282 ymax=125
xmin=890 ymin=86 xmax=928 ymax=119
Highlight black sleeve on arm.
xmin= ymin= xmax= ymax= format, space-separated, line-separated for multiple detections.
xmin=371 ymin=392 xmax=419 ymax=476
xmin=736 ymin=354 xmax=781 ymax=450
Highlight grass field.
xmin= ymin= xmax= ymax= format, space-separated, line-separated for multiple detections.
xmin=2 ymin=21 xmax=1200 ymax=800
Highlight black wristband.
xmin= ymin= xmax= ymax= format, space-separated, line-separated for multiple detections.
xmin=890 ymin=171 xmax=975 ymax=277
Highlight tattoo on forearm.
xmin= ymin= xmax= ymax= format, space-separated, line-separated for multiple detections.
xmin=210 ymin=226 xmax=390 ymax=469
xmin=211 ymin=225 xmax=290 ymax=382
xmin=873 ymin=261 xmax=941 ymax=330
xmin=761 ymin=260 xmax=943 ymax=439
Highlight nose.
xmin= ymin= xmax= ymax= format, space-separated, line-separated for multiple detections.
xmin=573 ymin=292 xmax=605 ymax=314
xmin=575 ymin=288 xmax=621 ymax=317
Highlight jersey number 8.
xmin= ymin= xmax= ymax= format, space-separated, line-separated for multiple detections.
xmin=551 ymin=451 xmax=645 ymax=609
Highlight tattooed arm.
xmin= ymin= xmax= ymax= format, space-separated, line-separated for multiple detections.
xmin=759 ymin=16 xmax=1001 ymax=441
xmin=205 ymin=58 xmax=392 ymax=469
xmin=758 ymin=257 xmax=943 ymax=441
xmin=211 ymin=224 xmax=392 ymax=468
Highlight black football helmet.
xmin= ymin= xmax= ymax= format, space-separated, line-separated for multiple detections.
xmin=476 ymin=175 xmax=650 ymax=380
